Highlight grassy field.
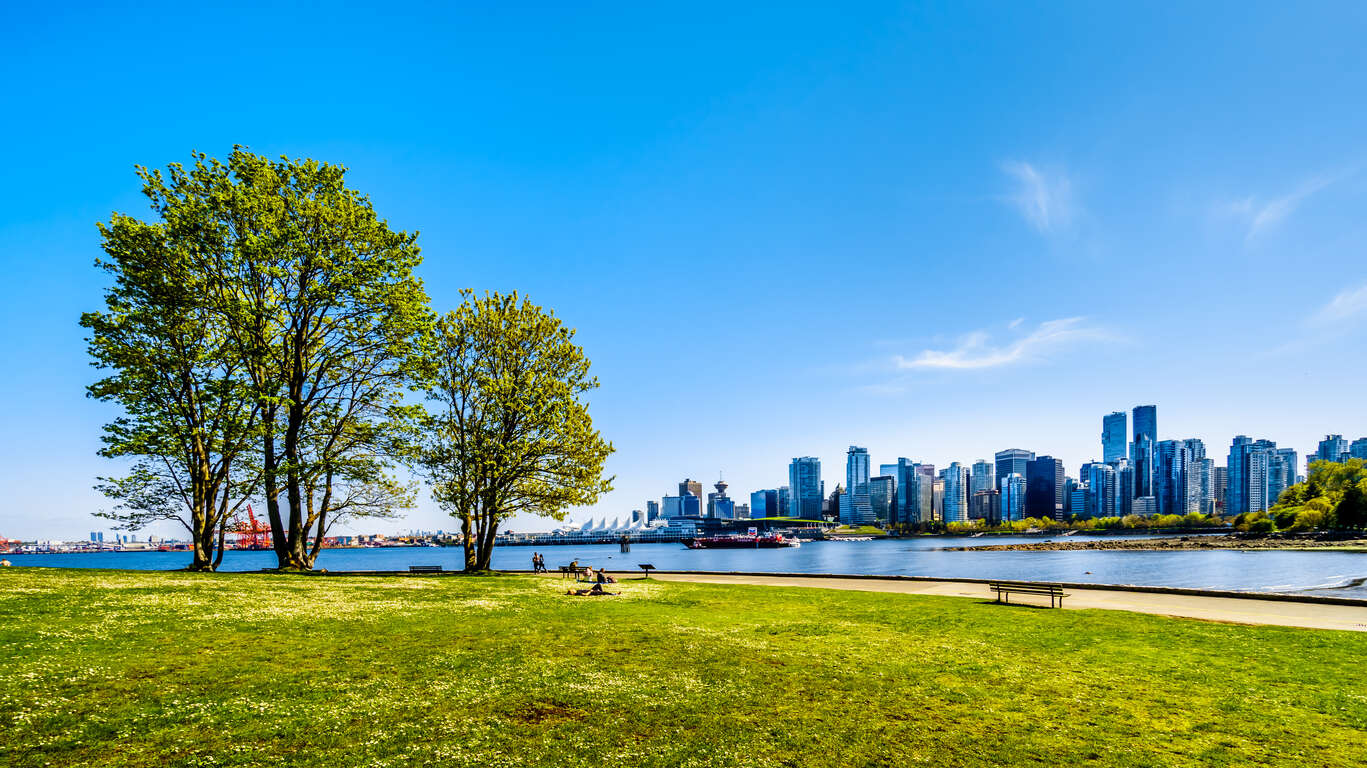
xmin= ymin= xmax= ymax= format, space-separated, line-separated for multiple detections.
xmin=1 ymin=569 xmax=1365 ymax=767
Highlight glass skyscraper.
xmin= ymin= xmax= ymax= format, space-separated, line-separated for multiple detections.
xmin=841 ymin=446 xmax=874 ymax=525
xmin=1025 ymin=456 xmax=1064 ymax=520
xmin=1000 ymin=473 xmax=1027 ymax=522
xmin=994 ymin=448 xmax=1035 ymax=489
xmin=1102 ymin=411 xmax=1127 ymax=464
xmin=788 ymin=457 xmax=823 ymax=520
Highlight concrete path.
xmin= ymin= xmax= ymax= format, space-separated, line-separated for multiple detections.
xmin=643 ymin=573 xmax=1367 ymax=632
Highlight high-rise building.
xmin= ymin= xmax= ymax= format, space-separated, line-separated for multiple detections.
xmin=1102 ymin=411 xmax=1128 ymax=463
xmin=1191 ymin=457 xmax=1215 ymax=515
xmin=970 ymin=460 xmax=995 ymax=495
xmin=1087 ymin=462 xmax=1118 ymax=519
xmin=941 ymin=463 xmax=969 ymax=523
xmin=1069 ymin=482 xmax=1091 ymax=520
xmin=1227 ymin=436 xmax=1280 ymax=515
xmin=841 ymin=446 xmax=874 ymax=525
xmin=879 ymin=464 xmax=899 ymax=481
xmin=789 ymin=458 xmax=823 ymax=520
xmin=1155 ymin=440 xmax=1191 ymax=516
xmin=1270 ymin=448 xmax=1298 ymax=504
xmin=1132 ymin=405 xmax=1157 ymax=445
xmin=1315 ymin=435 xmax=1349 ymax=464
xmin=1025 ymin=456 xmax=1064 ymax=520
xmin=735 ymin=503 xmax=750 ymax=519
xmin=646 ymin=500 xmax=660 ymax=522
xmin=680 ymin=479 xmax=703 ymax=501
xmin=750 ymin=490 xmax=778 ymax=519
xmin=778 ymin=486 xmax=791 ymax=516
xmin=892 ymin=458 xmax=916 ymax=525
xmin=970 ymin=489 xmax=1000 ymax=522
xmin=932 ymin=476 xmax=945 ymax=522
xmin=1112 ymin=458 xmax=1135 ymax=517
xmin=1213 ymin=466 xmax=1228 ymax=513
xmin=869 ymin=475 xmax=895 ymax=526
xmin=1351 ymin=438 xmax=1367 ymax=460
xmin=1132 ymin=496 xmax=1157 ymax=516
xmin=706 ymin=477 xmax=730 ymax=518
xmin=995 ymin=449 xmax=1035 ymax=489
xmin=661 ymin=494 xmax=700 ymax=519
xmin=1000 ymin=473 xmax=1027 ymax=522
xmin=900 ymin=463 xmax=935 ymax=525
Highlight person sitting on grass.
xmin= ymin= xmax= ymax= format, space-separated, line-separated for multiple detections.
xmin=565 ymin=582 xmax=617 ymax=596
xmin=596 ymin=569 xmax=616 ymax=585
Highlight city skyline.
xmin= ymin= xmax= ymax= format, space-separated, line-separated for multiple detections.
xmin=3 ymin=3 xmax=1367 ymax=539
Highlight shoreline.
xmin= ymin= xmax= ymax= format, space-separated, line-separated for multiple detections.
xmin=942 ymin=535 xmax=1367 ymax=552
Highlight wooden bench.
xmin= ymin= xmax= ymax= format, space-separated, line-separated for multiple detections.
xmin=408 ymin=565 xmax=443 ymax=573
xmin=988 ymin=580 xmax=1067 ymax=608
xmin=559 ymin=565 xmax=588 ymax=580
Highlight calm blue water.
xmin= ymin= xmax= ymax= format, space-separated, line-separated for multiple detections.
xmin=7 ymin=535 xmax=1367 ymax=597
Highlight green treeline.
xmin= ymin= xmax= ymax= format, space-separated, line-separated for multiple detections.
xmin=1244 ymin=458 xmax=1367 ymax=533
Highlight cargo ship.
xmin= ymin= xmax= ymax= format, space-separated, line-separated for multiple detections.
xmin=683 ymin=534 xmax=799 ymax=549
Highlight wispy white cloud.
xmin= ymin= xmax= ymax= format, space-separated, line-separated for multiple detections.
xmin=1307 ymin=281 xmax=1367 ymax=327
xmin=1230 ymin=169 xmax=1356 ymax=242
xmin=1002 ymin=161 xmax=1073 ymax=234
xmin=893 ymin=317 xmax=1109 ymax=371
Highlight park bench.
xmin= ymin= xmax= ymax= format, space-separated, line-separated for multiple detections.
xmin=408 ymin=565 xmax=443 ymax=573
xmin=559 ymin=565 xmax=588 ymax=580
xmin=988 ymin=580 xmax=1067 ymax=608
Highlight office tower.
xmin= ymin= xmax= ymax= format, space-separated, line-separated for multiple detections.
xmin=1000 ymin=473 xmax=1027 ymax=522
xmin=1316 ymin=435 xmax=1349 ymax=464
xmin=827 ymin=486 xmax=843 ymax=519
xmin=941 ymin=463 xmax=969 ymax=523
xmin=1025 ymin=456 xmax=1064 ymax=520
xmin=1062 ymin=477 xmax=1078 ymax=517
xmin=1191 ymin=458 xmax=1214 ymax=515
xmin=1213 ymin=466 xmax=1228 ymax=513
xmin=1102 ymin=411 xmax=1127 ymax=463
xmin=661 ymin=494 xmax=697 ymax=519
xmin=680 ymin=479 xmax=702 ymax=500
xmin=1351 ymin=438 xmax=1367 ymax=460
xmin=1270 ymin=448 xmax=1298 ymax=503
xmin=631 ymin=509 xmax=645 ymax=524
xmin=869 ymin=476 xmax=895 ymax=526
xmin=970 ymin=459 xmax=995 ymax=495
xmin=1227 ymin=436 xmax=1279 ymax=515
xmin=903 ymin=463 xmax=935 ymax=525
xmin=994 ymin=449 xmax=1036 ymax=488
xmin=1183 ymin=438 xmax=1208 ymax=516
xmin=778 ymin=486 xmax=791 ymax=516
xmin=1131 ymin=435 xmax=1155 ymax=498
xmin=1112 ymin=459 xmax=1135 ymax=517
xmin=932 ymin=476 xmax=945 ymax=522
xmin=1087 ymin=462 xmax=1118 ymax=519
xmin=840 ymin=446 xmax=874 ymax=525
xmin=734 ymin=503 xmax=750 ymax=519
xmin=789 ymin=457 xmax=823 ymax=520
xmin=879 ymin=463 xmax=899 ymax=480
xmin=1132 ymin=405 xmax=1157 ymax=445
xmin=1155 ymin=440 xmax=1190 ymax=516
xmin=1069 ymin=482 xmax=1091 ymax=520
xmin=970 ymin=489 xmax=1000 ymax=522
xmin=892 ymin=458 xmax=916 ymax=525
xmin=1132 ymin=496 xmax=1157 ymax=516
xmin=751 ymin=489 xmax=778 ymax=519
xmin=646 ymin=500 xmax=659 ymax=522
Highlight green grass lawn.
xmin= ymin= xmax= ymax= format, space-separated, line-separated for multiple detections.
xmin=1 ymin=569 xmax=1364 ymax=767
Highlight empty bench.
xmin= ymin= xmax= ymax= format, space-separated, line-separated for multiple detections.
xmin=408 ymin=565 xmax=443 ymax=573
xmin=988 ymin=580 xmax=1067 ymax=608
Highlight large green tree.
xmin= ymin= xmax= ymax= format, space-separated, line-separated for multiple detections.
xmin=137 ymin=148 xmax=430 ymax=569
xmin=419 ymin=291 xmax=614 ymax=571
xmin=82 ymin=209 xmax=259 ymax=570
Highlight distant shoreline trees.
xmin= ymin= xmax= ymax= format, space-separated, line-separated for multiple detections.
xmin=84 ymin=149 xmax=612 ymax=571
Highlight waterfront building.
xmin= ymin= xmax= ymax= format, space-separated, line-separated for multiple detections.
xmin=661 ymin=494 xmax=701 ymax=519
xmin=994 ymin=448 xmax=1035 ymax=489
xmin=751 ymin=489 xmax=778 ymax=519
xmin=1102 ymin=411 xmax=1127 ymax=464
xmin=840 ymin=446 xmax=875 ymax=525
xmin=735 ymin=503 xmax=750 ymax=519
xmin=1191 ymin=457 xmax=1215 ymax=515
xmin=869 ymin=475 xmax=895 ymax=526
xmin=631 ymin=509 xmax=645 ymax=524
xmin=970 ymin=459 xmax=994 ymax=495
xmin=892 ymin=458 xmax=916 ymax=525
xmin=1213 ymin=466 xmax=1228 ymax=513
xmin=1069 ymin=482 xmax=1090 ymax=520
xmin=970 ymin=489 xmax=999 ymax=522
xmin=1025 ymin=456 xmax=1064 ymax=520
xmin=789 ymin=457 xmax=823 ymax=520
xmin=1000 ymin=473 xmax=1026 ymax=522
xmin=1270 ymin=448 xmax=1298 ymax=504
xmin=706 ymin=478 xmax=731 ymax=519
xmin=1131 ymin=405 xmax=1157 ymax=498
xmin=932 ymin=476 xmax=945 ymax=522
xmin=826 ymin=485 xmax=843 ymax=521
xmin=1155 ymin=440 xmax=1191 ymax=516
xmin=1132 ymin=405 xmax=1157 ymax=446
xmin=1132 ymin=496 xmax=1157 ymax=516
xmin=680 ymin=479 xmax=703 ymax=501
xmin=1087 ymin=462 xmax=1118 ymax=519
xmin=646 ymin=500 xmax=659 ymax=522
xmin=1227 ymin=436 xmax=1280 ymax=515
xmin=879 ymin=463 xmax=899 ymax=481
xmin=1352 ymin=438 xmax=1367 ymax=460
xmin=900 ymin=463 xmax=935 ymax=525
xmin=1316 ymin=435 xmax=1349 ymax=464
xmin=941 ymin=463 xmax=969 ymax=523
xmin=778 ymin=486 xmax=791 ymax=516
xmin=1114 ymin=459 xmax=1135 ymax=517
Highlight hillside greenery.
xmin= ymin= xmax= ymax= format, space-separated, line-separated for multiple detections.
xmin=1250 ymin=458 xmax=1367 ymax=533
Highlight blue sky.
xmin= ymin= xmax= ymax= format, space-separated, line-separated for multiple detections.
xmin=2 ymin=2 xmax=1365 ymax=538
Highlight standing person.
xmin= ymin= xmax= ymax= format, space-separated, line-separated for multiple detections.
xmin=531 ymin=552 xmax=540 ymax=572
xmin=535 ymin=553 xmax=545 ymax=573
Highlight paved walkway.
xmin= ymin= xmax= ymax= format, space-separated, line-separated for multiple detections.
xmin=643 ymin=573 xmax=1367 ymax=632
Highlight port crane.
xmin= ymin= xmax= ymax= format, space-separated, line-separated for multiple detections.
xmin=229 ymin=506 xmax=272 ymax=550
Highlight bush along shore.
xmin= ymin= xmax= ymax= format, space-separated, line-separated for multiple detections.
xmin=945 ymin=532 xmax=1367 ymax=551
